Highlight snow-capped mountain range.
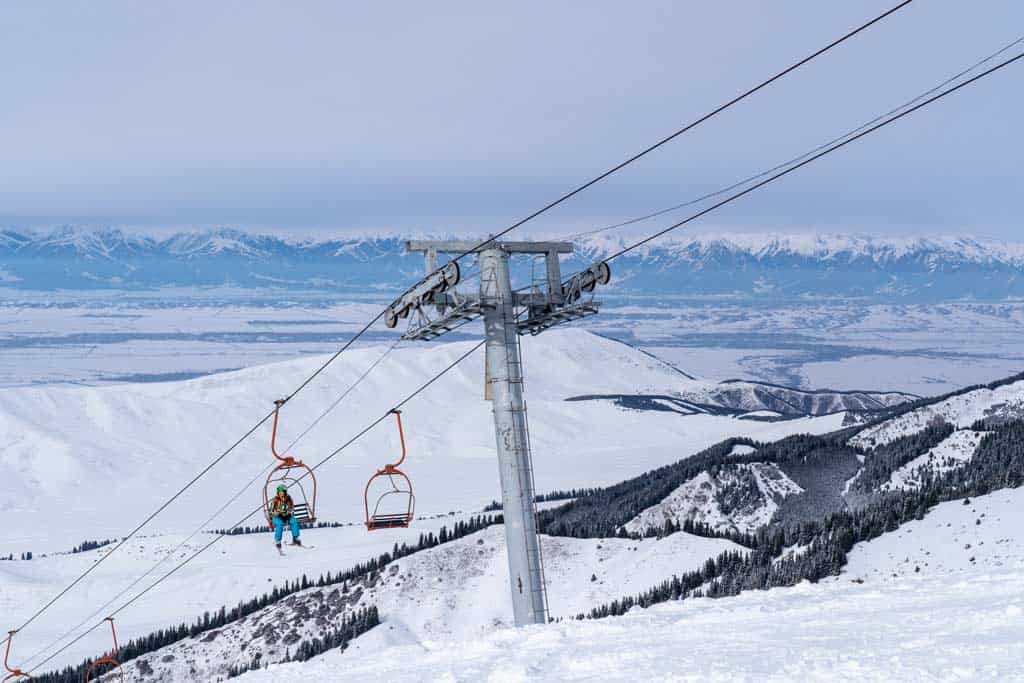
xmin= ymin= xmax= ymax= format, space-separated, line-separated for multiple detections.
xmin=2 ymin=227 xmax=1024 ymax=300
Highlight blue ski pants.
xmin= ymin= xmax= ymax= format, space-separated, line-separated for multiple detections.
xmin=273 ymin=515 xmax=301 ymax=542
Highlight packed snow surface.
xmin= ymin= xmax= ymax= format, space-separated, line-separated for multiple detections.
xmin=237 ymin=566 xmax=1024 ymax=682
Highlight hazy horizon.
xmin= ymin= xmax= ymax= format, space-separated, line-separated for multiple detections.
xmin=2 ymin=1 xmax=1022 ymax=238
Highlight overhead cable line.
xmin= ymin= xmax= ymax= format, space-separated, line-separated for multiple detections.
xmin=20 ymin=461 xmax=276 ymax=671
xmin=11 ymin=0 xmax=910 ymax=638
xmin=28 ymin=340 xmax=485 ymax=676
xmin=22 ymin=337 xmax=404 ymax=670
xmin=387 ymin=0 xmax=914 ymax=291
xmin=561 ymin=32 xmax=1024 ymax=243
xmin=576 ymin=51 xmax=1024 ymax=268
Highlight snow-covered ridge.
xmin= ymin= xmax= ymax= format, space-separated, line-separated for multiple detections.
xmin=6 ymin=227 xmax=1024 ymax=265
xmin=881 ymin=429 xmax=985 ymax=492
xmin=844 ymin=486 xmax=1024 ymax=580
xmin=850 ymin=377 xmax=1024 ymax=448
xmin=2 ymin=226 xmax=1024 ymax=298
xmin=624 ymin=462 xmax=802 ymax=536
xmin=579 ymin=232 xmax=1024 ymax=265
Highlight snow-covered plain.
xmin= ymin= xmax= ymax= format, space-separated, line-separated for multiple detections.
xmin=2 ymin=295 xmax=1023 ymax=393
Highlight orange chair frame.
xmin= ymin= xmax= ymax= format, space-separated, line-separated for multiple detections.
xmin=3 ymin=631 xmax=29 ymax=682
xmin=263 ymin=399 xmax=317 ymax=526
xmin=364 ymin=410 xmax=415 ymax=531
xmin=84 ymin=618 xmax=123 ymax=683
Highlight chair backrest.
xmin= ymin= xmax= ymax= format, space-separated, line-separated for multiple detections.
xmin=292 ymin=503 xmax=312 ymax=522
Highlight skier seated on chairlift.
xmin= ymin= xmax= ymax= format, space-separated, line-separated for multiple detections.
xmin=270 ymin=484 xmax=302 ymax=549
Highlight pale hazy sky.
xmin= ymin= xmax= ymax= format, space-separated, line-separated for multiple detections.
xmin=0 ymin=1 xmax=1021 ymax=238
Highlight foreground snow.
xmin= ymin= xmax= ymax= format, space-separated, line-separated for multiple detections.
xmin=238 ymin=567 xmax=1024 ymax=682
xmin=236 ymin=486 xmax=1024 ymax=683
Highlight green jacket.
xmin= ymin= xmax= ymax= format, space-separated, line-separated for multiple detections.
xmin=271 ymin=493 xmax=294 ymax=518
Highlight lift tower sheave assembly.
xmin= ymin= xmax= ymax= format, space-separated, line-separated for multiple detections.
xmin=391 ymin=239 xmax=611 ymax=627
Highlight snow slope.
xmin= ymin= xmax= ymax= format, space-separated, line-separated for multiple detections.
xmin=0 ymin=517 xmax=470 ymax=675
xmin=624 ymin=463 xmax=802 ymax=535
xmin=850 ymin=378 xmax=1024 ymax=448
xmin=0 ymin=329 xmax=849 ymax=554
xmin=237 ymin=565 xmax=1024 ymax=682
xmin=106 ymin=527 xmax=743 ymax=681
xmin=844 ymin=487 xmax=1024 ymax=581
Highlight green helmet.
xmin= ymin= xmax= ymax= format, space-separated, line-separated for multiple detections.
xmin=276 ymin=485 xmax=287 ymax=493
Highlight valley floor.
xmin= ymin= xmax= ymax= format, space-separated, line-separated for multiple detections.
xmin=240 ymin=565 xmax=1024 ymax=682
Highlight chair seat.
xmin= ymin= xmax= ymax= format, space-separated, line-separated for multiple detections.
xmin=366 ymin=514 xmax=411 ymax=530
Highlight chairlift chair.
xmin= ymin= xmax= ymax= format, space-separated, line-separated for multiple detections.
xmin=263 ymin=399 xmax=317 ymax=527
xmin=83 ymin=618 xmax=123 ymax=683
xmin=3 ymin=631 xmax=29 ymax=682
xmin=364 ymin=410 xmax=415 ymax=531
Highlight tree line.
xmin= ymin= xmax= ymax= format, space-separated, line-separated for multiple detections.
xmin=581 ymin=419 xmax=1024 ymax=619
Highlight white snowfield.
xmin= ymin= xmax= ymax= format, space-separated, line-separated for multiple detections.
xmin=882 ymin=429 xmax=985 ymax=492
xmin=850 ymin=378 xmax=1024 ymax=448
xmin=624 ymin=462 xmax=802 ymax=536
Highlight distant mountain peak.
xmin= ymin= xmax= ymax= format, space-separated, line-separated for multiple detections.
xmin=0 ymin=226 xmax=1021 ymax=299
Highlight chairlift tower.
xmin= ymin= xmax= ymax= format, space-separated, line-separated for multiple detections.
xmin=387 ymin=239 xmax=611 ymax=626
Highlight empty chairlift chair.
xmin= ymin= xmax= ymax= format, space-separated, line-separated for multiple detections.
xmin=84 ymin=618 xmax=123 ymax=683
xmin=3 ymin=631 xmax=29 ymax=682
xmin=364 ymin=410 xmax=415 ymax=531
xmin=263 ymin=399 xmax=317 ymax=527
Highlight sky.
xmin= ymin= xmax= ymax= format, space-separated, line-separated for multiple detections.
xmin=0 ymin=1 xmax=1022 ymax=239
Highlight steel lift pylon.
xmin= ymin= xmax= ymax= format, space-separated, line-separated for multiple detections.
xmin=387 ymin=239 xmax=610 ymax=626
